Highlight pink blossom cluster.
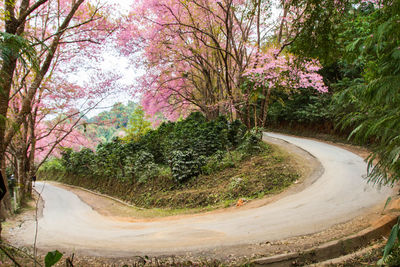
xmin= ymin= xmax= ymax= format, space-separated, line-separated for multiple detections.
xmin=34 ymin=122 xmax=98 ymax=162
xmin=360 ymin=0 xmax=383 ymax=6
xmin=245 ymin=46 xmax=327 ymax=93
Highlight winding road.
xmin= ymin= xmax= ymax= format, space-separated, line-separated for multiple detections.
xmin=11 ymin=133 xmax=392 ymax=256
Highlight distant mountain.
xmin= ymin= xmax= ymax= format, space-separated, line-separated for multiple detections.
xmin=84 ymin=101 xmax=136 ymax=143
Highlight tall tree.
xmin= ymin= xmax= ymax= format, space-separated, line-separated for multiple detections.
xmin=0 ymin=0 xmax=114 ymax=225
xmin=6 ymin=72 xmax=114 ymax=203
xmin=120 ymin=0 xmax=329 ymax=127
xmin=122 ymin=105 xmax=151 ymax=142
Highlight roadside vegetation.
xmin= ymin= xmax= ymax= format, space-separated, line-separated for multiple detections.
xmin=266 ymin=1 xmax=400 ymax=264
xmin=38 ymin=112 xmax=299 ymax=210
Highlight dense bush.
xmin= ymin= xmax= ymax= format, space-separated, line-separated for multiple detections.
xmin=238 ymin=127 xmax=264 ymax=154
xmin=62 ymin=148 xmax=95 ymax=175
xmin=40 ymin=157 xmax=65 ymax=173
xmin=130 ymin=150 xmax=159 ymax=183
xmin=36 ymin=157 xmax=66 ymax=181
xmin=267 ymin=87 xmax=333 ymax=125
xmin=48 ymin=112 xmax=259 ymax=185
xmin=169 ymin=149 xmax=205 ymax=183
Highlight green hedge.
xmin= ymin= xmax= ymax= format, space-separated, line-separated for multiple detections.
xmin=44 ymin=112 xmax=253 ymax=185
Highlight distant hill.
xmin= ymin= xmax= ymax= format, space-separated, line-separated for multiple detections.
xmin=84 ymin=101 xmax=136 ymax=143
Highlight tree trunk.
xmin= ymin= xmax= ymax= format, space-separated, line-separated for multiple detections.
xmin=0 ymin=166 xmax=11 ymax=221
xmin=17 ymin=154 xmax=26 ymax=204
xmin=257 ymin=0 xmax=261 ymax=48
xmin=261 ymin=87 xmax=272 ymax=127
xmin=277 ymin=1 xmax=289 ymax=44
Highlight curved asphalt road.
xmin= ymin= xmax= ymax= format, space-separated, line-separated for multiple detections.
xmin=13 ymin=133 xmax=392 ymax=255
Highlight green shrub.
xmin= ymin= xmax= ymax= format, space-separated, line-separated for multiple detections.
xmin=238 ymin=127 xmax=264 ymax=154
xmin=54 ymin=112 xmax=251 ymax=185
xmin=131 ymin=150 xmax=159 ymax=183
xmin=139 ymin=121 xmax=175 ymax=164
xmin=169 ymin=149 xmax=205 ymax=183
xmin=201 ymin=150 xmax=241 ymax=175
xmin=37 ymin=158 xmax=66 ymax=180
xmin=93 ymin=139 xmax=135 ymax=180
xmin=60 ymin=148 xmax=73 ymax=170
xmin=162 ymin=113 xmax=229 ymax=159
xmin=267 ymin=87 xmax=333 ymax=124
xmin=201 ymin=150 xmax=226 ymax=175
xmin=227 ymin=119 xmax=247 ymax=147
xmin=39 ymin=158 xmax=65 ymax=173
xmin=66 ymin=148 xmax=95 ymax=175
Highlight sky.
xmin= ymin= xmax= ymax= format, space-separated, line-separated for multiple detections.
xmin=71 ymin=0 xmax=140 ymax=117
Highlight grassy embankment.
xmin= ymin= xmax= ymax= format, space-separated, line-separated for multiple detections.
xmin=39 ymin=143 xmax=299 ymax=215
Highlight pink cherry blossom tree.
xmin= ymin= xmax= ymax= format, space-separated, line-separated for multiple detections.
xmin=0 ymin=0 xmax=117 ymax=215
xmin=118 ymin=0 xmax=330 ymax=128
xmin=244 ymin=45 xmax=327 ymax=127
xmin=6 ymin=68 xmax=121 ymax=203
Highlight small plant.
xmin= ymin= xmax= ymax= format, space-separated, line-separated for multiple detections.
xmin=227 ymin=176 xmax=249 ymax=198
xmin=201 ymin=150 xmax=226 ymax=175
xmin=229 ymin=176 xmax=244 ymax=190
xmin=238 ymin=127 xmax=264 ymax=154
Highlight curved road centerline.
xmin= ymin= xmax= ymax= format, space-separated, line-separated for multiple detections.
xmin=12 ymin=133 xmax=392 ymax=255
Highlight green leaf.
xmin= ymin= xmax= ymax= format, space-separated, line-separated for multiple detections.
xmin=258 ymin=92 xmax=266 ymax=100
xmin=383 ymin=196 xmax=392 ymax=211
xmin=392 ymin=49 xmax=400 ymax=60
xmin=45 ymin=250 xmax=63 ymax=267
xmin=346 ymin=38 xmax=362 ymax=53
xmin=382 ymin=223 xmax=399 ymax=260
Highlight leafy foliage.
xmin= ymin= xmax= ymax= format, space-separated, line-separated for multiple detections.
xmin=84 ymin=102 xmax=136 ymax=143
xmin=122 ymin=105 xmax=152 ymax=142
xmin=268 ymin=87 xmax=333 ymax=125
xmin=169 ymin=150 xmax=205 ymax=183
xmin=201 ymin=151 xmax=233 ymax=175
xmin=238 ymin=128 xmax=264 ymax=154
xmin=336 ymin=0 xmax=400 ymax=186
xmin=0 ymin=32 xmax=38 ymax=73
xmin=63 ymin=148 xmax=95 ymax=175
xmin=129 ymin=150 xmax=159 ymax=183
xmin=48 ymin=112 xmax=253 ymax=185
xmin=291 ymin=2 xmax=400 ymax=263
xmin=38 ymin=157 xmax=65 ymax=174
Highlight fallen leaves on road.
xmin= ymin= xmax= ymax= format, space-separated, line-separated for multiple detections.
xmin=236 ymin=198 xmax=246 ymax=207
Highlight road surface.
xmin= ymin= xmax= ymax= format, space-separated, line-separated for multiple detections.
xmin=11 ymin=133 xmax=392 ymax=256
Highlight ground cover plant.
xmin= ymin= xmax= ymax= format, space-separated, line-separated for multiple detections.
xmin=38 ymin=112 xmax=299 ymax=210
